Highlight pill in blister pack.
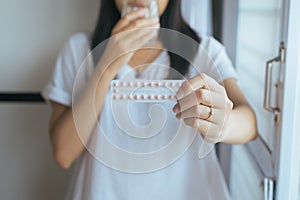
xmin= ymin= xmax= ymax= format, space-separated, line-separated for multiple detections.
xmin=110 ymin=80 xmax=184 ymax=102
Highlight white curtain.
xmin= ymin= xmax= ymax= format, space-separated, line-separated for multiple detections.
xmin=181 ymin=0 xmax=213 ymax=37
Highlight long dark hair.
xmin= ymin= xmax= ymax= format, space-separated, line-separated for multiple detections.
xmin=91 ymin=0 xmax=201 ymax=76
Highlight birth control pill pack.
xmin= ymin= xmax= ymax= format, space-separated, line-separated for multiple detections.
xmin=110 ymin=80 xmax=185 ymax=102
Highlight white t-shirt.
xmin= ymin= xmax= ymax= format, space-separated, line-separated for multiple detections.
xmin=42 ymin=32 xmax=237 ymax=200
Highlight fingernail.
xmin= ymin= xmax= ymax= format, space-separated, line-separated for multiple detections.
xmin=173 ymin=104 xmax=179 ymax=113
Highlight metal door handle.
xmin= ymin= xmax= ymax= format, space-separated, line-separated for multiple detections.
xmin=263 ymin=177 xmax=274 ymax=200
xmin=263 ymin=42 xmax=285 ymax=114
xmin=264 ymin=57 xmax=280 ymax=113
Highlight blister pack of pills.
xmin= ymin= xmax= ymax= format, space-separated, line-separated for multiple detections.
xmin=110 ymin=80 xmax=184 ymax=102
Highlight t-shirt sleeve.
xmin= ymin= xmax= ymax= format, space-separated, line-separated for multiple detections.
xmin=42 ymin=36 xmax=79 ymax=106
xmin=189 ymin=37 xmax=238 ymax=83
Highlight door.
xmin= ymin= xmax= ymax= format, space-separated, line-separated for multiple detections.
xmin=229 ymin=0 xmax=300 ymax=199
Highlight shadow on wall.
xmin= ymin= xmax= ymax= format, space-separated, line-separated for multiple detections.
xmin=0 ymin=104 xmax=73 ymax=200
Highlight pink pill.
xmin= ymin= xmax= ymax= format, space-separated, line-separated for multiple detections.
xmin=169 ymin=95 xmax=175 ymax=100
xmin=134 ymin=95 xmax=140 ymax=100
xmin=155 ymin=95 xmax=160 ymax=100
xmin=113 ymin=89 xmax=119 ymax=93
xmin=113 ymin=82 xmax=118 ymax=87
xmin=142 ymin=82 xmax=147 ymax=87
xmin=162 ymin=95 xmax=167 ymax=100
xmin=148 ymin=95 xmax=154 ymax=100
xmin=149 ymin=82 xmax=154 ymax=87
xmin=141 ymin=95 xmax=147 ymax=100
xmin=156 ymin=82 xmax=161 ymax=87
xmin=163 ymin=82 xmax=168 ymax=87
xmin=120 ymin=95 xmax=126 ymax=100
xmin=121 ymin=82 xmax=126 ymax=87
xmin=128 ymin=82 xmax=134 ymax=87
xmin=113 ymin=95 xmax=119 ymax=100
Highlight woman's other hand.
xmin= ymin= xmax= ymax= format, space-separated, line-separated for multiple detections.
xmin=100 ymin=8 xmax=160 ymax=75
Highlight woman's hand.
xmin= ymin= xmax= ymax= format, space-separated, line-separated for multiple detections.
xmin=172 ymin=73 xmax=233 ymax=143
xmin=100 ymin=8 xmax=160 ymax=75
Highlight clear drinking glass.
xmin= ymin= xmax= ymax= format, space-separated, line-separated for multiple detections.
xmin=122 ymin=0 xmax=159 ymax=19
xmin=122 ymin=0 xmax=159 ymax=45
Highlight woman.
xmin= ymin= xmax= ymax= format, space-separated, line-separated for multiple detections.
xmin=42 ymin=0 xmax=257 ymax=199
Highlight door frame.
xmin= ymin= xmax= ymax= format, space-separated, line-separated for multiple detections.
xmin=242 ymin=0 xmax=291 ymax=181
xmin=227 ymin=0 xmax=299 ymax=198
xmin=212 ymin=0 xmax=300 ymax=197
xmin=215 ymin=0 xmax=239 ymax=187
xmin=276 ymin=0 xmax=300 ymax=198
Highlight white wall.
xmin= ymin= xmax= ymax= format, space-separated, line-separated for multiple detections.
xmin=0 ymin=0 xmax=99 ymax=199
xmin=0 ymin=0 xmax=99 ymax=91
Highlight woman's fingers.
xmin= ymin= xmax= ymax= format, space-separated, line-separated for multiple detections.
xmin=110 ymin=16 xmax=159 ymax=50
xmin=109 ymin=8 xmax=159 ymax=60
xmin=112 ymin=8 xmax=149 ymax=34
xmin=176 ymin=104 xmax=225 ymax=123
xmin=121 ymin=27 xmax=158 ymax=46
xmin=173 ymin=74 xmax=234 ymax=142
xmin=183 ymin=118 xmax=221 ymax=143
xmin=175 ymin=104 xmax=211 ymax=119
xmin=176 ymin=73 xmax=223 ymax=100
xmin=176 ymin=74 xmax=207 ymax=100
xmin=122 ymin=17 xmax=159 ymax=32
xmin=113 ymin=9 xmax=159 ymax=35
xmin=131 ymin=28 xmax=158 ymax=46
xmin=173 ymin=89 xmax=225 ymax=114
xmin=198 ymin=73 xmax=224 ymax=92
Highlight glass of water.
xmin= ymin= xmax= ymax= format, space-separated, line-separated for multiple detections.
xmin=121 ymin=0 xmax=159 ymax=18
xmin=122 ymin=0 xmax=159 ymax=45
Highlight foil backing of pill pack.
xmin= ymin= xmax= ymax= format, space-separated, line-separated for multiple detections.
xmin=110 ymin=80 xmax=184 ymax=102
